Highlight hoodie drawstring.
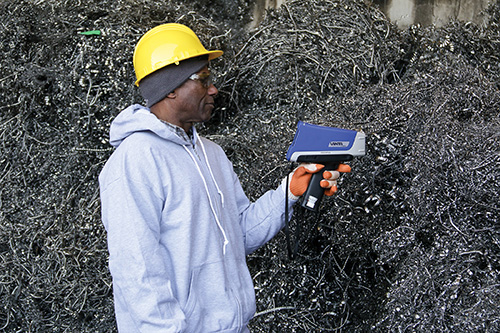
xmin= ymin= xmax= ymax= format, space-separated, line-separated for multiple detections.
xmin=183 ymin=144 xmax=229 ymax=255
xmin=197 ymin=138 xmax=225 ymax=208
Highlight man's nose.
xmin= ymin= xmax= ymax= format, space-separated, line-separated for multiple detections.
xmin=208 ymin=84 xmax=218 ymax=96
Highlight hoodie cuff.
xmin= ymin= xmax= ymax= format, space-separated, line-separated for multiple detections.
xmin=280 ymin=177 xmax=300 ymax=202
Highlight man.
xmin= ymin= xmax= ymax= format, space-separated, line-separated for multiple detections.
xmin=99 ymin=23 xmax=350 ymax=332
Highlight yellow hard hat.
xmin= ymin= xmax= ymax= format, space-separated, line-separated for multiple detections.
xmin=133 ymin=23 xmax=223 ymax=86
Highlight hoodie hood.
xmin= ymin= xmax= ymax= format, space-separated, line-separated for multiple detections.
xmin=109 ymin=104 xmax=188 ymax=148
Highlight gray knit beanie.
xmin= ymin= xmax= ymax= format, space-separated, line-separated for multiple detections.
xmin=139 ymin=56 xmax=209 ymax=108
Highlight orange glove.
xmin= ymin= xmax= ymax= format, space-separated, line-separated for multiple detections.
xmin=320 ymin=164 xmax=352 ymax=196
xmin=286 ymin=163 xmax=351 ymax=200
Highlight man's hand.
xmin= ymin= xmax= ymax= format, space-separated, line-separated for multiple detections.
xmin=320 ymin=164 xmax=352 ymax=196
xmin=286 ymin=163 xmax=351 ymax=199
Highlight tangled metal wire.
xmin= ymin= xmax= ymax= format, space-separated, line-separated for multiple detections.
xmin=0 ymin=0 xmax=499 ymax=332
xmin=212 ymin=1 xmax=500 ymax=331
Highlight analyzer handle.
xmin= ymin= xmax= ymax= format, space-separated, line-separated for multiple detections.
xmin=300 ymin=162 xmax=339 ymax=212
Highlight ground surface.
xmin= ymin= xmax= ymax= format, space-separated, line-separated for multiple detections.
xmin=0 ymin=0 xmax=499 ymax=332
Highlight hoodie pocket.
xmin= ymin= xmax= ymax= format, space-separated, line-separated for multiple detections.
xmin=184 ymin=259 xmax=256 ymax=332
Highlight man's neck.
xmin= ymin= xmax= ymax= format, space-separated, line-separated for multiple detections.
xmin=150 ymin=102 xmax=193 ymax=133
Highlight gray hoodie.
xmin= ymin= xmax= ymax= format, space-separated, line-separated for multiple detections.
xmin=99 ymin=105 xmax=295 ymax=332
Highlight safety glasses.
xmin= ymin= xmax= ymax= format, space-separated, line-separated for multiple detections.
xmin=189 ymin=71 xmax=213 ymax=88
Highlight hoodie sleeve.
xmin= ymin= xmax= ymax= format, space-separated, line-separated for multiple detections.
xmin=232 ymin=170 xmax=297 ymax=255
xmin=100 ymin=172 xmax=186 ymax=332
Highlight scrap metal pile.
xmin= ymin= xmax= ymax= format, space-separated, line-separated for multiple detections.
xmin=0 ymin=0 xmax=498 ymax=331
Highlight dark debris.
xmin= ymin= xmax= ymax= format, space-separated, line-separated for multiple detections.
xmin=0 ymin=0 xmax=499 ymax=332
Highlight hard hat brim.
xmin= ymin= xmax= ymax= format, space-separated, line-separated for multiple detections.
xmin=134 ymin=50 xmax=223 ymax=86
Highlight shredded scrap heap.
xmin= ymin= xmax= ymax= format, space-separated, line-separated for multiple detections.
xmin=0 ymin=0 xmax=499 ymax=331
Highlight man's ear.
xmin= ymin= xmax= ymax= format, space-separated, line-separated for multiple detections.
xmin=167 ymin=91 xmax=176 ymax=99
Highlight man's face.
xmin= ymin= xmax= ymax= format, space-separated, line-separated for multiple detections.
xmin=173 ymin=66 xmax=218 ymax=127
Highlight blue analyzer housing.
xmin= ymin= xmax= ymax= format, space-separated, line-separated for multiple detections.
xmin=284 ymin=121 xmax=366 ymax=245
xmin=286 ymin=121 xmax=366 ymax=212
xmin=286 ymin=121 xmax=365 ymax=163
